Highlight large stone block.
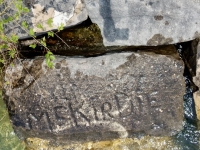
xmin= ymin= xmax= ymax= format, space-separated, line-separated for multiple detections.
xmin=4 ymin=52 xmax=184 ymax=142
xmin=84 ymin=0 xmax=200 ymax=46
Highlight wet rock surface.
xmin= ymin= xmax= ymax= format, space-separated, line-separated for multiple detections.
xmin=84 ymin=0 xmax=200 ymax=46
xmin=4 ymin=52 xmax=185 ymax=142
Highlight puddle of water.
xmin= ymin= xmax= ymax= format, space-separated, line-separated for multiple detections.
xmin=173 ymin=42 xmax=200 ymax=150
xmin=175 ymin=80 xmax=200 ymax=150
xmin=173 ymin=88 xmax=200 ymax=149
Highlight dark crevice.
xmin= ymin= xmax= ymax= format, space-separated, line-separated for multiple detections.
xmin=174 ymin=40 xmax=200 ymax=150
xmin=18 ymin=17 xmax=179 ymax=59
xmin=175 ymin=40 xmax=198 ymax=122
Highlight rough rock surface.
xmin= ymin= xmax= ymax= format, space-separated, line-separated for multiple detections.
xmin=193 ymin=41 xmax=200 ymax=119
xmin=2 ymin=0 xmax=87 ymax=39
xmin=4 ymin=52 xmax=185 ymax=142
xmin=84 ymin=0 xmax=200 ymax=46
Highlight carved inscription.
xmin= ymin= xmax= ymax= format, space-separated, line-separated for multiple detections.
xmin=25 ymin=94 xmax=173 ymax=132
xmin=28 ymin=112 xmax=52 ymax=131
xmin=4 ymin=53 xmax=184 ymax=138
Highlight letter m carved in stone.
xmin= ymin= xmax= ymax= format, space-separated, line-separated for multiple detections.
xmin=28 ymin=112 xmax=52 ymax=131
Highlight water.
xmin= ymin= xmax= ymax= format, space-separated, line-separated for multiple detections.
xmin=174 ymin=42 xmax=200 ymax=150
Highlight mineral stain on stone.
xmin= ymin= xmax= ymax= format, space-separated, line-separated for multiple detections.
xmin=165 ymin=21 xmax=169 ymax=25
xmin=147 ymin=34 xmax=173 ymax=46
xmin=154 ymin=15 xmax=163 ymax=20
xmin=193 ymin=31 xmax=200 ymax=39
xmin=99 ymin=0 xmax=129 ymax=42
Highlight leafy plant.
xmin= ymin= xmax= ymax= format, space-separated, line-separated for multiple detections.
xmin=0 ymin=0 xmax=68 ymax=69
xmin=22 ymin=21 xmax=28 ymax=29
xmin=0 ymin=1 xmax=71 ymax=149
xmin=45 ymin=51 xmax=55 ymax=68
xmin=36 ymin=23 xmax=44 ymax=30
xmin=29 ymin=28 xmax=35 ymax=37
xmin=47 ymin=18 xmax=53 ymax=27
xmin=58 ymin=23 xmax=64 ymax=32
xmin=47 ymin=31 xmax=54 ymax=37
xmin=29 ymin=43 xmax=36 ymax=49
xmin=40 ymin=37 xmax=47 ymax=47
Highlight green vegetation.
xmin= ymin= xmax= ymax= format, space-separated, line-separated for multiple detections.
xmin=0 ymin=0 xmax=68 ymax=149
xmin=0 ymin=0 xmax=66 ymax=69
xmin=0 ymin=91 xmax=26 ymax=150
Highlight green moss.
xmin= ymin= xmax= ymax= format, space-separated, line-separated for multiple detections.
xmin=0 ymin=91 xmax=25 ymax=150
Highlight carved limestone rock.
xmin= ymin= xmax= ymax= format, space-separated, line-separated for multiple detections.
xmin=4 ymin=52 xmax=185 ymax=142
xmin=84 ymin=0 xmax=200 ymax=46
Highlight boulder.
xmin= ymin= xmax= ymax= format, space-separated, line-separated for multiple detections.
xmin=3 ymin=52 xmax=185 ymax=142
xmin=2 ymin=0 xmax=88 ymax=39
xmin=84 ymin=0 xmax=200 ymax=46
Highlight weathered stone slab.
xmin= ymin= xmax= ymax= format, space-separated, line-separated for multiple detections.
xmin=2 ymin=0 xmax=88 ymax=39
xmin=84 ymin=0 xmax=200 ymax=46
xmin=4 ymin=52 xmax=184 ymax=142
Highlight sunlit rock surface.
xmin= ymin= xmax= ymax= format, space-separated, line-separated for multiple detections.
xmin=4 ymin=52 xmax=184 ymax=142
xmin=193 ymin=40 xmax=200 ymax=120
xmin=2 ymin=0 xmax=88 ymax=38
xmin=25 ymin=136 xmax=181 ymax=150
xmin=4 ymin=0 xmax=200 ymax=46
xmin=84 ymin=0 xmax=200 ymax=46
